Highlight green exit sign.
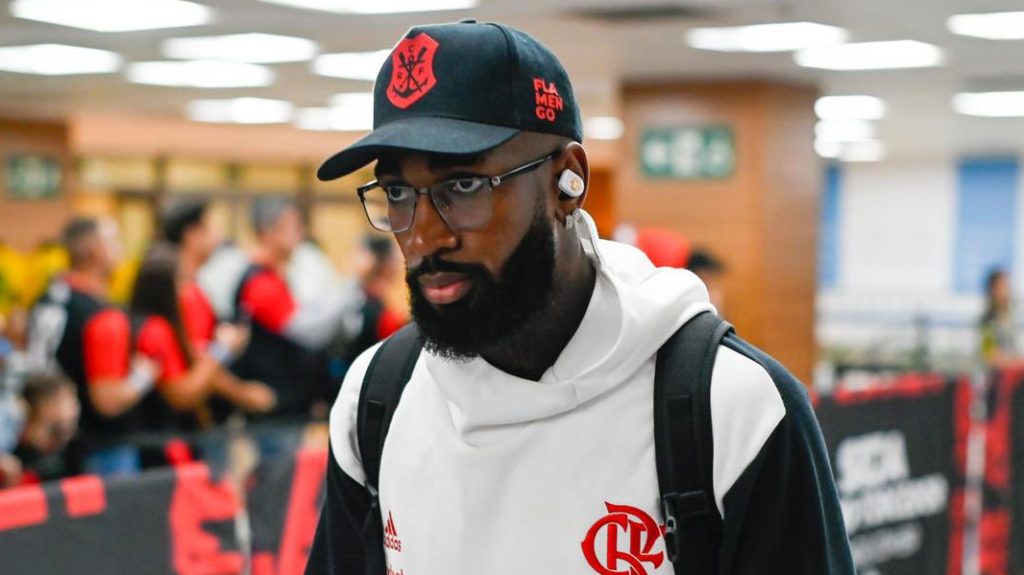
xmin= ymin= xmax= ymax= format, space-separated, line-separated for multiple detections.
xmin=7 ymin=154 xmax=62 ymax=200
xmin=640 ymin=126 xmax=736 ymax=180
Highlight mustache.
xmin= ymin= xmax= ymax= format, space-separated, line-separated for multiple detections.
xmin=406 ymin=255 xmax=490 ymax=283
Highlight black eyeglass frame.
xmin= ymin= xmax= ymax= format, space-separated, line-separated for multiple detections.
xmin=356 ymin=148 xmax=561 ymax=233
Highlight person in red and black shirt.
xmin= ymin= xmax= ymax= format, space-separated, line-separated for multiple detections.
xmin=342 ymin=235 xmax=407 ymax=367
xmin=232 ymin=197 xmax=355 ymax=420
xmin=26 ymin=218 xmax=160 ymax=474
xmin=159 ymin=200 xmax=277 ymax=417
xmin=129 ymin=243 xmax=275 ymax=429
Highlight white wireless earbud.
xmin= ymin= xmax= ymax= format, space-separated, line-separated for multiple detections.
xmin=557 ymin=170 xmax=585 ymax=198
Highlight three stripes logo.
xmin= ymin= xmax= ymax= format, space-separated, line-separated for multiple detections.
xmin=384 ymin=511 xmax=403 ymax=552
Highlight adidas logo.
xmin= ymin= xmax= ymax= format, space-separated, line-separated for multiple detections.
xmin=384 ymin=511 xmax=403 ymax=552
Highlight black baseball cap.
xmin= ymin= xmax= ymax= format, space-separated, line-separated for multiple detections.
xmin=317 ymin=20 xmax=583 ymax=181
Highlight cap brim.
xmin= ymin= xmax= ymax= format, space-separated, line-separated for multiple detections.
xmin=317 ymin=117 xmax=520 ymax=181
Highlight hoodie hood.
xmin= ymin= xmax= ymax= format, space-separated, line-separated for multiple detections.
xmin=424 ymin=210 xmax=714 ymax=441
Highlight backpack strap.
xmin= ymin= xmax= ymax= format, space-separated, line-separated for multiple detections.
xmin=355 ymin=324 xmax=422 ymax=574
xmin=655 ymin=311 xmax=733 ymax=574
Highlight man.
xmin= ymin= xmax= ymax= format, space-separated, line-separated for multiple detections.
xmin=232 ymin=198 xmax=355 ymax=420
xmin=307 ymin=20 xmax=853 ymax=575
xmin=26 ymin=218 xmax=159 ymax=474
xmin=160 ymin=200 xmax=276 ymax=416
xmin=340 ymin=235 xmax=406 ymax=368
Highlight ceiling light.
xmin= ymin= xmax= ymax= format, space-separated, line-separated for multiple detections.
xmin=162 ymin=33 xmax=317 ymax=64
xmin=584 ymin=116 xmax=625 ymax=140
xmin=329 ymin=92 xmax=375 ymax=108
xmin=686 ymin=22 xmax=847 ymax=53
xmin=313 ymin=50 xmax=390 ymax=81
xmin=296 ymin=107 xmax=373 ymax=131
xmin=953 ymin=91 xmax=1024 ymax=117
xmin=297 ymin=92 xmax=375 ymax=131
xmin=814 ymin=139 xmax=841 ymax=159
xmin=839 ymin=140 xmax=886 ymax=162
xmin=260 ymin=0 xmax=475 ymax=14
xmin=10 ymin=0 xmax=212 ymax=32
xmin=815 ymin=120 xmax=875 ymax=142
xmin=815 ymin=95 xmax=887 ymax=120
xmin=187 ymin=98 xmax=293 ymax=124
xmin=796 ymin=41 xmax=944 ymax=70
xmin=948 ymin=12 xmax=1024 ymax=40
xmin=0 ymin=44 xmax=121 ymax=75
xmin=127 ymin=60 xmax=275 ymax=88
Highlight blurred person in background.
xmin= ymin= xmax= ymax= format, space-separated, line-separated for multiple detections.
xmin=232 ymin=197 xmax=356 ymax=423
xmin=159 ymin=201 xmax=277 ymax=418
xmin=687 ymin=248 xmax=728 ymax=317
xmin=130 ymin=244 xmax=276 ymax=426
xmin=340 ymin=235 xmax=407 ymax=367
xmin=13 ymin=371 xmax=80 ymax=484
xmin=981 ymin=267 xmax=1019 ymax=368
xmin=25 ymin=217 xmax=161 ymax=475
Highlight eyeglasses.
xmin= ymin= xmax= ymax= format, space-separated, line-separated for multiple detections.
xmin=357 ymin=149 xmax=560 ymax=233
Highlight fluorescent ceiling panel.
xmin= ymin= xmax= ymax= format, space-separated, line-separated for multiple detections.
xmin=815 ymin=95 xmax=887 ymax=120
xmin=162 ymin=33 xmax=318 ymax=64
xmin=10 ymin=0 xmax=212 ymax=32
xmin=313 ymin=50 xmax=390 ymax=81
xmin=796 ymin=41 xmax=944 ymax=70
xmin=953 ymin=91 xmax=1024 ymax=117
xmin=0 ymin=43 xmax=121 ymax=75
xmin=948 ymin=12 xmax=1024 ymax=40
xmin=127 ymin=60 xmax=275 ymax=88
xmin=815 ymin=120 xmax=876 ymax=142
xmin=260 ymin=0 xmax=475 ymax=14
xmin=687 ymin=22 xmax=847 ymax=52
xmin=187 ymin=97 xmax=294 ymax=124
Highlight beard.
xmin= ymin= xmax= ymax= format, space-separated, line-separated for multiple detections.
xmin=406 ymin=206 xmax=557 ymax=362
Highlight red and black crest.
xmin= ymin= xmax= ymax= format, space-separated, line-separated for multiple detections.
xmin=387 ymin=33 xmax=439 ymax=110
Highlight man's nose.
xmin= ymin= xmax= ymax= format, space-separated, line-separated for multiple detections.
xmin=401 ymin=193 xmax=458 ymax=263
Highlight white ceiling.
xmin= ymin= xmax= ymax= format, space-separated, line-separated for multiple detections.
xmin=2 ymin=0 xmax=1024 ymax=158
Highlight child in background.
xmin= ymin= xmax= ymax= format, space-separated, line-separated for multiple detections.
xmin=14 ymin=372 xmax=81 ymax=484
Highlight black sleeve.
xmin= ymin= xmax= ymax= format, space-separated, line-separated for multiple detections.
xmin=717 ymin=340 xmax=856 ymax=575
xmin=305 ymin=444 xmax=372 ymax=575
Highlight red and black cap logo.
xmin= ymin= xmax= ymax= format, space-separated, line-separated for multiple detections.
xmin=387 ymin=33 xmax=439 ymax=110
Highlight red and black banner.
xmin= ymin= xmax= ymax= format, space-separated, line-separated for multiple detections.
xmin=0 ymin=462 xmax=242 ymax=575
xmin=981 ymin=364 xmax=1024 ymax=575
xmin=816 ymin=374 xmax=970 ymax=575
xmin=248 ymin=448 xmax=327 ymax=575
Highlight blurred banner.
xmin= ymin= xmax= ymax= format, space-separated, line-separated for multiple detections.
xmin=980 ymin=365 xmax=1024 ymax=575
xmin=249 ymin=448 xmax=327 ymax=575
xmin=815 ymin=375 xmax=970 ymax=575
xmin=0 ymin=462 xmax=243 ymax=574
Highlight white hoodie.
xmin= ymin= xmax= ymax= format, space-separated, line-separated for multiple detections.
xmin=308 ymin=211 xmax=854 ymax=575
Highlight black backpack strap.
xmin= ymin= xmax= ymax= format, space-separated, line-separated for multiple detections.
xmin=655 ymin=311 xmax=734 ymax=574
xmin=355 ymin=324 xmax=422 ymax=574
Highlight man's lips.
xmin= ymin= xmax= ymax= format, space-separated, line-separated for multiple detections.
xmin=417 ymin=272 xmax=474 ymax=305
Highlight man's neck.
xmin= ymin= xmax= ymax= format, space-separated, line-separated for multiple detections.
xmin=66 ymin=267 xmax=108 ymax=297
xmin=480 ymin=241 xmax=597 ymax=382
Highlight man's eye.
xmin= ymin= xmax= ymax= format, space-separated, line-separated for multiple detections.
xmin=451 ymin=179 xmax=485 ymax=194
xmin=385 ymin=186 xmax=413 ymax=202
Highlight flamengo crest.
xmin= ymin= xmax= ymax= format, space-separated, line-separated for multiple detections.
xmin=387 ymin=33 xmax=439 ymax=109
xmin=581 ymin=502 xmax=666 ymax=575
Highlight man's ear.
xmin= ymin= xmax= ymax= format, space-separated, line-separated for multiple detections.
xmin=554 ymin=141 xmax=590 ymax=221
